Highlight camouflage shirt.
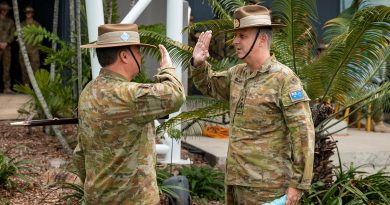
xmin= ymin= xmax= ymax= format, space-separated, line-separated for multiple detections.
xmin=0 ymin=16 xmax=15 ymax=44
xmin=21 ymin=20 xmax=40 ymax=52
xmin=74 ymin=66 xmax=185 ymax=205
xmin=191 ymin=55 xmax=314 ymax=190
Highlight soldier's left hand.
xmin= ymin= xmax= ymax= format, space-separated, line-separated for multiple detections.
xmin=286 ymin=187 xmax=301 ymax=205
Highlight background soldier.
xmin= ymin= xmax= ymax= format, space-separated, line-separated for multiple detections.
xmin=73 ymin=24 xmax=185 ymax=204
xmin=19 ymin=6 xmax=40 ymax=86
xmin=0 ymin=1 xmax=15 ymax=93
xmin=191 ymin=5 xmax=314 ymax=204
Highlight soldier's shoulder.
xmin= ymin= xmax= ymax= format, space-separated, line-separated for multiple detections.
xmin=270 ymin=60 xmax=295 ymax=77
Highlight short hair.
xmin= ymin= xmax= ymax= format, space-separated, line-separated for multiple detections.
xmin=258 ymin=28 xmax=272 ymax=50
xmin=96 ymin=46 xmax=128 ymax=67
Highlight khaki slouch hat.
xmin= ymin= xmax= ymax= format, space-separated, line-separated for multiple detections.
xmin=81 ymin=24 xmax=155 ymax=48
xmin=224 ymin=5 xmax=285 ymax=32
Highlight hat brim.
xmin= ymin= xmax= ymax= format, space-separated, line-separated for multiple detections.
xmin=222 ymin=24 xmax=286 ymax=32
xmin=80 ymin=42 xmax=156 ymax=49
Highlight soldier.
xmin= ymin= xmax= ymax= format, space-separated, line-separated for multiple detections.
xmin=19 ymin=6 xmax=40 ymax=86
xmin=0 ymin=1 xmax=15 ymax=93
xmin=190 ymin=5 xmax=314 ymax=205
xmin=73 ymin=24 xmax=185 ymax=204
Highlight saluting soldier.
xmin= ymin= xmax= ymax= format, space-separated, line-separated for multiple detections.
xmin=0 ymin=1 xmax=15 ymax=93
xmin=19 ymin=6 xmax=41 ymax=85
xmin=190 ymin=5 xmax=314 ymax=205
xmin=73 ymin=24 xmax=185 ymax=204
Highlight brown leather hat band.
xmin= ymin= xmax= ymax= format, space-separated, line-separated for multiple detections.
xmin=97 ymin=31 xmax=140 ymax=45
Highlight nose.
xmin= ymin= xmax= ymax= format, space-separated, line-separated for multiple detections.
xmin=233 ymin=36 xmax=240 ymax=45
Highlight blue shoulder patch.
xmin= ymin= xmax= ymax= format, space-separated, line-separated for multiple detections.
xmin=289 ymin=90 xmax=304 ymax=102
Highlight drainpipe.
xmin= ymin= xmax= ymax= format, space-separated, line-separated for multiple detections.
xmin=85 ymin=0 xmax=104 ymax=79
xmin=121 ymin=0 xmax=153 ymax=23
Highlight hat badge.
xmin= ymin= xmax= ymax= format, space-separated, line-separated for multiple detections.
xmin=120 ymin=32 xmax=129 ymax=41
xmin=234 ymin=19 xmax=240 ymax=28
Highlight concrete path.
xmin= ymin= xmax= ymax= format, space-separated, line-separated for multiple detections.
xmin=183 ymin=128 xmax=390 ymax=174
xmin=0 ymin=94 xmax=30 ymax=120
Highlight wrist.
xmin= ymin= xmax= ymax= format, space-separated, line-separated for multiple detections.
xmin=191 ymin=57 xmax=204 ymax=68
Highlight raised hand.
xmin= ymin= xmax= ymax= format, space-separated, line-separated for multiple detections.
xmin=159 ymin=44 xmax=173 ymax=67
xmin=286 ymin=187 xmax=301 ymax=205
xmin=192 ymin=31 xmax=212 ymax=67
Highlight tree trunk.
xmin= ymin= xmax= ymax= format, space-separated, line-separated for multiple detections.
xmin=50 ymin=0 xmax=59 ymax=81
xmin=76 ymin=0 xmax=82 ymax=96
xmin=106 ymin=0 xmax=113 ymax=24
xmin=69 ymin=0 xmax=77 ymax=99
xmin=311 ymin=102 xmax=336 ymax=188
xmin=12 ymin=0 xmax=72 ymax=154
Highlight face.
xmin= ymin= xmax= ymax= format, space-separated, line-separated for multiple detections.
xmin=233 ymin=28 xmax=259 ymax=58
xmin=26 ymin=12 xmax=34 ymax=18
xmin=0 ymin=8 xmax=8 ymax=15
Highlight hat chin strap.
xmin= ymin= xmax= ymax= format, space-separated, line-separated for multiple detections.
xmin=240 ymin=28 xmax=261 ymax=60
xmin=127 ymin=47 xmax=141 ymax=73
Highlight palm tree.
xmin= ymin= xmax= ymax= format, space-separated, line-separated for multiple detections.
xmin=11 ymin=0 xmax=72 ymax=154
xmin=50 ymin=0 xmax=59 ymax=81
xmin=139 ymin=0 xmax=390 ymax=188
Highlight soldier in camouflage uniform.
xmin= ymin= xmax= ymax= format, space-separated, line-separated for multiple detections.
xmin=0 ymin=1 xmax=15 ymax=93
xmin=19 ymin=6 xmax=40 ymax=85
xmin=190 ymin=5 xmax=314 ymax=205
xmin=73 ymin=24 xmax=185 ymax=205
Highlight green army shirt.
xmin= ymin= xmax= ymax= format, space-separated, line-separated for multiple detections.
xmin=74 ymin=66 xmax=185 ymax=205
xmin=191 ymin=56 xmax=315 ymax=191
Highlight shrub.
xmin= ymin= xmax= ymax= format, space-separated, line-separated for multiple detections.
xmin=179 ymin=165 xmax=224 ymax=201
xmin=301 ymin=165 xmax=390 ymax=204
xmin=0 ymin=151 xmax=31 ymax=189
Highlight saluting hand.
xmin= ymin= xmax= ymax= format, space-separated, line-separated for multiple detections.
xmin=192 ymin=30 xmax=212 ymax=67
xmin=159 ymin=44 xmax=173 ymax=68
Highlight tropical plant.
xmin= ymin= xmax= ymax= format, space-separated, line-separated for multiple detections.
xmin=138 ymin=0 xmax=390 ymax=189
xmin=12 ymin=0 xmax=72 ymax=154
xmin=14 ymin=69 xmax=76 ymax=119
xmin=301 ymin=165 xmax=390 ymax=204
xmin=179 ymin=165 xmax=225 ymax=201
xmin=0 ymin=151 xmax=31 ymax=189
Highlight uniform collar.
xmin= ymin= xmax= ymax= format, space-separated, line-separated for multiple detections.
xmin=99 ymin=68 xmax=129 ymax=82
xmin=244 ymin=54 xmax=275 ymax=77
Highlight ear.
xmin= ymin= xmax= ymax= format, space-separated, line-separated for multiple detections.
xmin=118 ymin=50 xmax=129 ymax=64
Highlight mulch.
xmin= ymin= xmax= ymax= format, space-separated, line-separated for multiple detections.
xmin=0 ymin=120 xmax=223 ymax=205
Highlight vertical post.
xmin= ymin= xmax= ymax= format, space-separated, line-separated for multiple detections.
xmin=85 ymin=0 xmax=104 ymax=79
xmin=166 ymin=0 xmax=187 ymax=164
xmin=367 ymin=104 xmax=372 ymax=132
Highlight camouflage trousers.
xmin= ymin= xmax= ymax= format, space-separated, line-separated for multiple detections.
xmin=0 ymin=48 xmax=12 ymax=89
xmin=225 ymin=185 xmax=285 ymax=205
xmin=19 ymin=50 xmax=40 ymax=85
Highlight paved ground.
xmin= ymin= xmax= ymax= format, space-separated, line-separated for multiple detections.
xmin=0 ymin=94 xmax=30 ymax=120
xmin=183 ymin=127 xmax=390 ymax=174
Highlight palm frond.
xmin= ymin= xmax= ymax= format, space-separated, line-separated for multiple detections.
xmin=322 ymin=0 xmax=361 ymax=43
xmin=21 ymin=24 xmax=67 ymax=48
xmin=156 ymin=100 xmax=229 ymax=139
xmin=272 ymin=0 xmax=319 ymax=76
xmin=304 ymin=6 xmax=390 ymax=104
xmin=184 ymin=19 xmax=232 ymax=36
xmin=140 ymin=30 xmax=237 ymax=71
xmin=207 ymin=0 xmax=246 ymax=19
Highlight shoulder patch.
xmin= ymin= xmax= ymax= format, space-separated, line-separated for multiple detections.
xmin=289 ymin=90 xmax=304 ymax=102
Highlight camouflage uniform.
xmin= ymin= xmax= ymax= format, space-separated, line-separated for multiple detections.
xmin=19 ymin=20 xmax=40 ymax=85
xmin=73 ymin=66 xmax=185 ymax=205
xmin=0 ymin=15 xmax=14 ymax=90
xmin=191 ymin=55 xmax=315 ymax=203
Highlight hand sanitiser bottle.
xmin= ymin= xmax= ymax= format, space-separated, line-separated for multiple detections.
xmin=263 ymin=194 xmax=287 ymax=205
